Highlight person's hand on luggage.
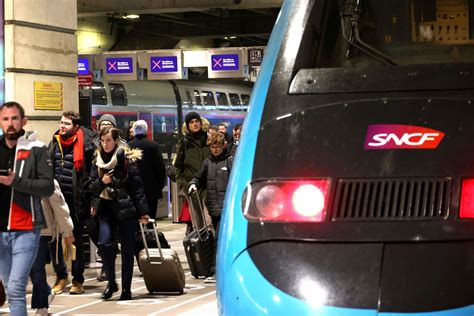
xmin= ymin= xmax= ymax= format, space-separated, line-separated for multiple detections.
xmin=188 ymin=184 xmax=197 ymax=194
xmin=140 ymin=214 xmax=150 ymax=224
xmin=64 ymin=235 xmax=75 ymax=245
xmin=90 ymin=206 xmax=97 ymax=217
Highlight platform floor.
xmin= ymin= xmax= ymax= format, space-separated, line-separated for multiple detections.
xmin=0 ymin=218 xmax=218 ymax=316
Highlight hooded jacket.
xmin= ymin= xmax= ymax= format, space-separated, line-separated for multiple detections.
xmin=88 ymin=146 xmax=149 ymax=221
xmin=1 ymin=131 xmax=54 ymax=231
xmin=174 ymin=130 xmax=210 ymax=192
xmin=190 ymin=153 xmax=232 ymax=217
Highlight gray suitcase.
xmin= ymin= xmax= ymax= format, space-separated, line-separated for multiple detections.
xmin=139 ymin=220 xmax=185 ymax=294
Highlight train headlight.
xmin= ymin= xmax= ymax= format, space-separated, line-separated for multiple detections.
xmin=244 ymin=179 xmax=330 ymax=222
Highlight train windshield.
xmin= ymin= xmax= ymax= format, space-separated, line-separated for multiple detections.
xmin=290 ymin=0 xmax=474 ymax=94
xmin=319 ymin=0 xmax=474 ymax=68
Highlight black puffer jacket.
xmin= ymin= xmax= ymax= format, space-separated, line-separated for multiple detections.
xmin=88 ymin=147 xmax=149 ymax=221
xmin=48 ymin=127 xmax=96 ymax=219
xmin=189 ymin=153 xmax=232 ymax=217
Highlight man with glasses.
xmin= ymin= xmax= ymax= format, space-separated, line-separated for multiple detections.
xmin=48 ymin=111 xmax=96 ymax=295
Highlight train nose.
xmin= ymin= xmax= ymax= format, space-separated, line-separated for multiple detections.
xmin=236 ymin=240 xmax=474 ymax=314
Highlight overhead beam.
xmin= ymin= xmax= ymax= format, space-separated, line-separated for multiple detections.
xmin=77 ymin=0 xmax=282 ymax=17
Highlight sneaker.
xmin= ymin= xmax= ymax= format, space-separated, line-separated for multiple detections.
xmin=35 ymin=308 xmax=48 ymax=315
xmin=204 ymin=276 xmax=216 ymax=283
xmin=51 ymin=278 xmax=68 ymax=295
xmin=69 ymin=281 xmax=84 ymax=294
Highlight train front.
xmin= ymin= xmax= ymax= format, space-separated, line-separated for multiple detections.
xmin=217 ymin=0 xmax=474 ymax=315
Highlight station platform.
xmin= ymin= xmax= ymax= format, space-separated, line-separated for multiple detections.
xmin=0 ymin=218 xmax=218 ymax=316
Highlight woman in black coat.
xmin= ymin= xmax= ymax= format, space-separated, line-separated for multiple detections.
xmin=88 ymin=126 xmax=149 ymax=300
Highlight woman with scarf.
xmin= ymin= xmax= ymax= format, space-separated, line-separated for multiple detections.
xmin=87 ymin=126 xmax=149 ymax=301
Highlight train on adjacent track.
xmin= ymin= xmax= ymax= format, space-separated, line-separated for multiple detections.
xmin=83 ymin=78 xmax=252 ymax=150
xmin=217 ymin=0 xmax=474 ymax=315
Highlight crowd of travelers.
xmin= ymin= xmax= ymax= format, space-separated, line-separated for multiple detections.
xmin=0 ymin=101 xmax=242 ymax=315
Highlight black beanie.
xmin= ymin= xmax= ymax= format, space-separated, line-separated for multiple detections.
xmin=185 ymin=112 xmax=202 ymax=130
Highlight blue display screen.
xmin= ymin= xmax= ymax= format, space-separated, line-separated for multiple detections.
xmin=150 ymin=56 xmax=178 ymax=73
xmin=211 ymin=54 xmax=239 ymax=71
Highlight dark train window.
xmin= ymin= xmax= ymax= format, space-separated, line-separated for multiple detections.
xmin=91 ymin=82 xmax=107 ymax=105
xmin=202 ymin=91 xmax=216 ymax=106
xmin=184 ymin=90 xmax=194 ymax=107
xmin=229 ymin=93 xmax=240 ymax=106
xmin=109 ymin=83 xmax=127 ymax=106
xmin=216 ymin=92 xmax=229 ymax=106
xmin=241 ymin=94 xmax=251 ymax=105
xmin=194 ymin=90 xmax=202 ymax=105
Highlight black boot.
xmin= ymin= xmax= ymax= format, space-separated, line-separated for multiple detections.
xmin=97 ymin=267 xmax=107 ymax=281
xmin=101 ymin=282 xmax=118 ymax=300
xmin=119 ymin=289 xmax=132 ymax=300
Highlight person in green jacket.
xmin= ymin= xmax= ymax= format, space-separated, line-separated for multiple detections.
xmin=174 ymin=112 xmax=210 ymax=234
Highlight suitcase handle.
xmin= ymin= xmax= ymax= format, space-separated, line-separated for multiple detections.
xmin=139 ymin=219 xmax=164 ymax=262
xmin=186 ymin=191 xmax=211 ymax=241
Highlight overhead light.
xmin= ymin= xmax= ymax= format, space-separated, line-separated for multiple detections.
xmin=124 ymin=14 xmax=140 ymax=19
xmin=229 ymin=36 xmax=237 ymax=39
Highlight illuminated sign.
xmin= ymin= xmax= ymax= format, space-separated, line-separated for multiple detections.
xmin=150 ymin=56 xmax=178 ymax=73
xmin=106 ymin=57 xmax=133 ymax=74
xmin=78 ymin=58 xmax=89 ymax=75
xmin=364 ymin=124 xmax=444 ymax=149
xmin=211 ymin=54 xmax=239 ymax=71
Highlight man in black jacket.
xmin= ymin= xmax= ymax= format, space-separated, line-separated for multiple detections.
xmin=128 ymin=120 xmax=166 ymax=220
xmin=48 ymin=111 xmax=96 ymax=295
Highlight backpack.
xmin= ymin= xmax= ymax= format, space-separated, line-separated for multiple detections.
xmin=166 ymin=138 xmax=188 ymax=182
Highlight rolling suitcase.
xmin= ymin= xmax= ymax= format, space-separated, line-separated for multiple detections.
xmin=139 ymin=219 xmax=185 ymax=294
xmin=183 ymin=190 xmax=215 ymax=278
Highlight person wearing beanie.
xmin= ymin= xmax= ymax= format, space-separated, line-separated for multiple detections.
xmin=97 ymin=114 xmax=117 ymax=130
xmin=174 ymin=111 xmax=210 ymax=235
xmin=185 ymin=112 xmax=202 ymax=131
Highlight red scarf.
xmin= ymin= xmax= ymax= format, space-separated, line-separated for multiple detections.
xmin=58 ymin=128 xmax=84 ymax=171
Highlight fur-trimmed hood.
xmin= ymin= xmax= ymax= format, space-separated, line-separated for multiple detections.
xmin=123 ymin=146 xmax=142 ymax=162
xmin=94 ymin=144 xmax=143 ymax=163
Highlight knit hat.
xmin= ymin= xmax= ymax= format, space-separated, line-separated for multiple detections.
xmin=97 ymin=114 xmax=117 ymax=129
xmin=133 ymin=120 xmax=148 ymax=136
xmin=185 ymin=112 xmax=202 ymax=130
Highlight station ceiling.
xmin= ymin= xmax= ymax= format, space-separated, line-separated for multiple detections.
xmin=77 ymin=0 xmax=282 ymax=52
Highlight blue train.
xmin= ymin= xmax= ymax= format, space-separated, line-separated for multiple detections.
xmin=217 ymin=0 xmax=474 ymax=315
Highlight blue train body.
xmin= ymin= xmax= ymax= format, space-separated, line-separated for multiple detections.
xmin=217 ymin=0 xmax=474 ymax=314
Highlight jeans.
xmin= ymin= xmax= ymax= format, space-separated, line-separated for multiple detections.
xmin=98 ymin=200 xmax=136 ymax=291
xmin=0 ymin=229 xmax=41 ymax=316
xmin=30 ymin=236 xmax=52 ymax=309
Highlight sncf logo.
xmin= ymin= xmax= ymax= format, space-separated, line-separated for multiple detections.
xmin=364 ymin=124 xmax=444 ymax=149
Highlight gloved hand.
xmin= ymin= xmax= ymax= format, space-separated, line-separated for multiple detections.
xmin=188 ymin=184 xmax=197 ymax=194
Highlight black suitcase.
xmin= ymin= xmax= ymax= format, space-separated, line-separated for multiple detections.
xmin=183 ymin=191 xmax=215 ymax=278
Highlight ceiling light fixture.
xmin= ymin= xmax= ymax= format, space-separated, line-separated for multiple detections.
xmin=124 ymin=14 xmax=140 ymax=19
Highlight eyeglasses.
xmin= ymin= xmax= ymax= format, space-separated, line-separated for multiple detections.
xmin=59 ymin=121 xmax=73 ymax=126
xmin=210 ymin=145 xmax=224 ymax=150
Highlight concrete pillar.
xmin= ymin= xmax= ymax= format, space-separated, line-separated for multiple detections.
xmin=4 ymin=0 xmax=78 ymax=143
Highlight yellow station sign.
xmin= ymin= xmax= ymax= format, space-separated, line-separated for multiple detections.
xmin=34 ymin=81 xmax=63 ymax=110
